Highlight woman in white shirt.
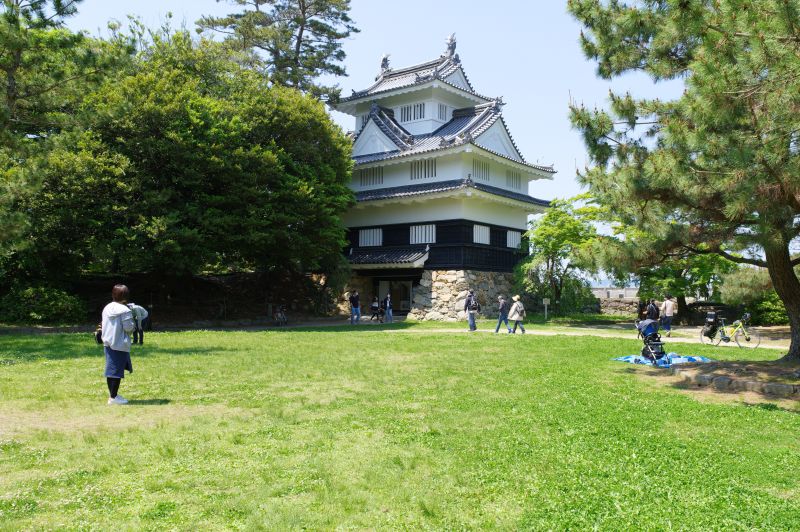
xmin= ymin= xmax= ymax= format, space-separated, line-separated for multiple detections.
xmin=101 ymin=285 xmax=135 ymax=405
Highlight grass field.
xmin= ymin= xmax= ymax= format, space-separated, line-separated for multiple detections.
xmin=1 ymin=326 xmax=799 ymax=529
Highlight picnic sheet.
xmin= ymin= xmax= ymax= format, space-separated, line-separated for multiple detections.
xmin=613 ymin=353 xmax=713 ymax=368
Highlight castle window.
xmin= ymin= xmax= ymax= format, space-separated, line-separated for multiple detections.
xmin=410 ymin=224 xmax=436 ymax=244
xmin=400 ymin=105 xmax=412 ymax=122
xmin=358 ymin=167 xmax=383 ymax=187
xmin=410 ymin=159 xmax=436 ymax=180
xmin=507 ymin=230 xmax=521 ymax=249
xmin=413 ymin=103 xmax=425 ymax=120
xmin=506 ymin=169 xmax=522 ymax=190
xmin=438 ymin=103 xmax=448 ymax=121
xmin=358 ymin=228 xmax=383 ymax=247
xmin=473 ymin=224 xmax=490 ymax=244
xmin=472 ymin=159 xmax=490 ymax=181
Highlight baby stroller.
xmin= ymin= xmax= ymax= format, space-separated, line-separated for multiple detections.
xmin=636 ymin=318 xmax=666 ymax=362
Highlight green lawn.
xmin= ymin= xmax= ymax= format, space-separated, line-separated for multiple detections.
xmin=1 ymin=327 xmax=798 ymax=529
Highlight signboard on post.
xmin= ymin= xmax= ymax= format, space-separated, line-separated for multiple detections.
xmin=543 ymin=298 xmax=550 ymax=321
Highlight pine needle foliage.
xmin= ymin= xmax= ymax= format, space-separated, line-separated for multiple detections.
xmin=568 ymin=0 xmax=800 ymax=359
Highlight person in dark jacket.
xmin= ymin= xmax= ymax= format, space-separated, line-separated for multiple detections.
xmin=646 ymin=299 xmax=660 ymax=321
xmin=464 ymin=289 xmax=480 ymax=331
xmin=382 ymin=293 xmax=393 ymax=323
xmin=349 ymin=290 xmax=361 ymax=324
xmin=495 ymin=295 xmax=512 ymax=333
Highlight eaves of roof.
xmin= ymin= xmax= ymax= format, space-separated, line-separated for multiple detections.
xmin=348 ymin=245 xmax=430 ymax=269
xmin=354 ymin=178 xmax=550 ymax=208
xmin=353 ymin=141 xmax=556 ymax=176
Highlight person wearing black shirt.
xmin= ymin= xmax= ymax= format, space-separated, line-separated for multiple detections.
xmin=349 ymin=290 xmax=361 ymax=324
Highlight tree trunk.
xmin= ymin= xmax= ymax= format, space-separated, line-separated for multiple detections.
xmin=764 ymin=244 xmax=800 ymax=361
xmin=676 ymin=295 xmax=688 ymax=324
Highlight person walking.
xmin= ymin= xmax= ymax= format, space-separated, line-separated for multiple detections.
xmin=508 ymin=295 xmax=526 ymax=334
xmin=495 ymin=295 xmax=512 ymax=333
xmin=349 ymin=290 xmax=361 ymax=324
xmin=464 ymin=289 xmax=480 ymax=331
xmin=126 ymin=301 xmax=149 ymax=345
xmin=660 ymin=295 xmax=677 ymax=337
xmin=646 ymin=298 xmax=660 ymax=321
xmin=102 ymin=284 xmax=136 ymax=405
xmin=382 ymin=293 xmax=393 ymax=323
xmin=369 ymin=296 xmax=383 ymax=322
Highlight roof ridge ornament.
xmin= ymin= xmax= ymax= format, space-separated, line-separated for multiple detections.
xmin=445 ymin=33 xmax=456 ymax=57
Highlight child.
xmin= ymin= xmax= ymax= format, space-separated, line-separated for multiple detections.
xmin=369 ymin=296 xmax=383 ymax=322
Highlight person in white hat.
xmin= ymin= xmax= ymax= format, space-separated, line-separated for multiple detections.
xmin=508 ymin=295 xmax=526 ymax=334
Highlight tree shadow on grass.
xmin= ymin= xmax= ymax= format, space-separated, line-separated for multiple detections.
xmin=126 ymin=398 xmax=171 ymax=406
xmin=0 ymin=335 xmax=239 ymax=363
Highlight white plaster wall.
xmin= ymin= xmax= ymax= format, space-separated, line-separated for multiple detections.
xmin=352 ymin=153 xmax=465 ymax=191
xmin=460 ymin=151 xmax=544 ymax=195
xmin=474 ymin=121 xmax=523 ymax=162
xmin=343 ymin=197 xmax=529 ymax=229
xmin=352 ymin=121 xmax=400 ymax=157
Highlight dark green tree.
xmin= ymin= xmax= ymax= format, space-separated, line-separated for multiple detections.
xmin=197 ymin=0 xmax=358 ymax=98
xmin=11 ymin=33 xmax=353 ymax=280
xmin=568 ymin=0 xmax=800 ymax=359
xmin=0 ymin=0 xmax=132 ymax=258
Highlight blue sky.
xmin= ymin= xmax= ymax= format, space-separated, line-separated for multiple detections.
xmin=66 ymin=0 xmax=683 ymax=202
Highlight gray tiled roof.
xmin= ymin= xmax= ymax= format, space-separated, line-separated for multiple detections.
xmin=352 ymin=100 xmax=555 ymax=174
xmin=339 ymin=54 xmax=490 ymax=103
xmin=349 ymin=245 xmax=429 ymax=265
xmin=355 ymin=178 xmax=550 ymax=207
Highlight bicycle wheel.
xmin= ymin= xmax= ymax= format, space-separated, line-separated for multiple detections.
xmin=735 ymin=328 xmax=761 ymax=348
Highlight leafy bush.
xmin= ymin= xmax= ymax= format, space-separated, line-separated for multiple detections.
xmin=720 ymin=267 xmax=788 ymax=325
xmin=751 ymin=292 xmax=788 ymax=326
xmin=515 ymin=262 xmax=599 ymax=315
xmin=0 ymin=286 xmax=87 ymax=324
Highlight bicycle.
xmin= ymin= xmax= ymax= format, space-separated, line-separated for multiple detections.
xmin=700 ymin=312 xmax=761 ymax=348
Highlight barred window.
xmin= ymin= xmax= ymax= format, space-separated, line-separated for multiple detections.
xmin=358 ymin=167 xmax=383 ymax=187
xmin=473 ymin=224 xmax=490 ymax=244
xmin=438 ymin=103 xmax=448 ymax=121
xmin=507 ymin=230 xmax=521 ymax=249
xmin=506 ymin=169 xmax=522 ymax=190
xmin=400 ymin=105 xmax=412 ymax=122
xmin=410 ymin=159 xmax=436 ymax=180
xmin=410 ymin=224 xmax=436 ymax=244
xmin=413 ymin=103 xmax=425 ymax=120
xmin=472 ymin=159 xmax=490 ymax=181
xmin=359 ymin=228 xmax=383 ymax=247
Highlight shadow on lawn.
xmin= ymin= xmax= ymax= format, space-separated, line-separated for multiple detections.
xmin=127 ymin=398 xmax=171 ymax=406
xmin=0 ymin=335 xmax=239 ymax=363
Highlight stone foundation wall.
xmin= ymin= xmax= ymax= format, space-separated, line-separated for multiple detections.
xmin=599 ymin=298 xmax=638 ymax=316
xmin=408 ymin=270 xmax=515 ymax=321
xmin=337 ymin=274 xmax=374 ymax=315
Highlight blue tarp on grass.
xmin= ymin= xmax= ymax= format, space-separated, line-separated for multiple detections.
xmin=614 ymin=353 xmax=714 ymax=369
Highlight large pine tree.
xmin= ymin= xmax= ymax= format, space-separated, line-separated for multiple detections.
xmin=568 ymin=0 xmax=800 ymax=360
xmin=197 ymin=0 xmax=358 ymax=99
